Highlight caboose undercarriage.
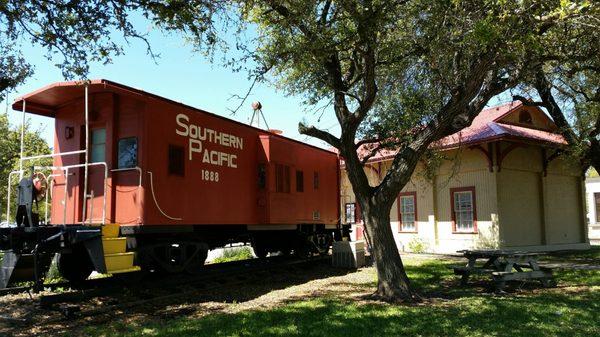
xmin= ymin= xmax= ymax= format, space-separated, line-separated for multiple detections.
xmin=1 ymin=208 xmax=345 ymax=290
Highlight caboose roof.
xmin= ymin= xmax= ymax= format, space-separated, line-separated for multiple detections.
xmin=12 ymin=79 xmax=337 ymax=156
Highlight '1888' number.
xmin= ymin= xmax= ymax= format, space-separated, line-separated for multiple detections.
xmin=201 ymin=170 xmax=219 ymax=182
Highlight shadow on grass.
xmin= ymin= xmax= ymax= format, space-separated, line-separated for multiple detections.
xmin=28 ymin=256 xmax=600 ymax=337
xmin=542 ymin=246 xmax=600 ymax=263
xmin=404 ymin=253 xmax=600 ymax=297
xmin=84 ymin=289 xmax=600 ymax=337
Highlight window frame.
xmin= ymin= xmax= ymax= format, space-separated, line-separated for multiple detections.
xmin=168 ymin=144 xmax=185 ymax=177
xmin=313 ymin=171 xmax=319 ymax=190
xmin=450 ymin=186 xmax=478 ymax=233
xmin=275 ymin=164 xmax=291 ymax=193
xmin=595 ymin=192 xmax=600 ymax=224
xmin=397 ymin=191 xmax=418 ymax=233
xmin=518 ymin=110 xmax=533 ymax=124
xmin=296 ymin=170 xmax=304 ymax=192
xmin=90 ymin=127 xmax=107 ymax=163
xmin=117 ymin=136 xmax=138 ymax=169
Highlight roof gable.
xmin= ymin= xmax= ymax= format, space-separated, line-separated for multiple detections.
xmin=436 ymin=101 xmax=566 ymax=150
xmin=354 ymin=101 xmax=567 ymax=164
xmin=494 ymin=104 xmax=557 ymax=132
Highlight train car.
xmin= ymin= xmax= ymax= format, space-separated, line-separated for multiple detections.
xmin=0 ymin=79 xmax=346 ymax=288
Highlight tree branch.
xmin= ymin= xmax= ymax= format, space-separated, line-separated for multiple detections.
xmin=533 ymin=69 xmax=580 ymax=145
xmin=512 ymin=95 xmax=545 ymax=107
xmin=298 ymin=122 xmax=341 ymax=149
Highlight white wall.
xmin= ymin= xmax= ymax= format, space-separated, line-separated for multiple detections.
xmin=585 ymin=178 xmax=600 ymax=244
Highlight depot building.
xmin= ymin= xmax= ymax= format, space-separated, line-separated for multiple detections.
xmin=340 ymin=101 xmax=591 ymax=254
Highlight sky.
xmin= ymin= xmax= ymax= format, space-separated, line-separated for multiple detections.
xmin=1 ymin=18 xmax=342 ymax=149
xmin=0 ymin=16 xmax=512 ymax=149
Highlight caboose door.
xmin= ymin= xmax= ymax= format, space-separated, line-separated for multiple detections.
xmin=80 ymin=127 xmax=110 ymax=224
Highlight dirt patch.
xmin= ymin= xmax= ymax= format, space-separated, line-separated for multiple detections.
xmin=0 ymin=262 xmax=372 ymax=337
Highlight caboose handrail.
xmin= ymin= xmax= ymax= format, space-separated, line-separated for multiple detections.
xmin=110 ymin=167 xmax=142 ymax=189
xmin=44 ymin=173 xmax=63 ymax=224
xmin=20 ymin=149 xmax=86 ymax=162
xmin=35 ymin=162 xmax=108 ymax=225
xmin=5 ymin=170 xmax=23 ymax=224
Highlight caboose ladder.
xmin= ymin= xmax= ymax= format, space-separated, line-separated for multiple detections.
xmin=101 ymin=224 xmax=140 ymax=274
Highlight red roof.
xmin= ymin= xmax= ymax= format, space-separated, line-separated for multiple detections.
xmin=355 ymin=101 xmax=566 ymax=163
xmin=435 ymin=101 xmax=565 ymax=149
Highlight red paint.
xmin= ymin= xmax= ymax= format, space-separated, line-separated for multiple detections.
xmin=356 ymin=224 xmax=364 ymax=240
xmin=449 ymin=186 xmax=478 ymax=234
xmin=397 ymin=191 xmax=417 ymax=233
xmin=14 ymin=80 xmax=339 ymax=227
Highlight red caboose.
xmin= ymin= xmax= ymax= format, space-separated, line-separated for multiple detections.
xmin=1 ymin=80 xmax=345 ymax=286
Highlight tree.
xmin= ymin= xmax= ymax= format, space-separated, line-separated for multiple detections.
xmin=163 ymin=0 xmax=599 ymax=301
xmin=512 ymin=15 xmax=600 ymax=174
xmin=0 ymin=114 xmax=52 ymax=221
xmin=0 ymin=0 xmax=215 ymax=99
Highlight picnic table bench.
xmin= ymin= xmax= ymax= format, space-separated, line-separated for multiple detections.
xmin=452 ymin=249 xmax=556 ymax=291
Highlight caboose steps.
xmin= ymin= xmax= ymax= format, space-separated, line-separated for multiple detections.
xmin=104 ymin=252 xmax=138 ymax=273
xmin=101 ymin=224 xmax=121 ymax=238
xmin=101 ymin=224 xmax=139 ymax=274
xmin=102 ymin=237 xmax=127 ymax=254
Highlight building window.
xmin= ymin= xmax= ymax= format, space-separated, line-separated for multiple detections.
xmin=519 ymin=110 xmax=533 ymax=124
xmin=296 ymin=170 xmax=304 ymax=192
xmin=117 ymin=137 xmax=137 ymax=169
xmin=398 ymin=192 xmax=417 ymax=232
xmin=90 ymin=128 xmax=106 ymax=163
xmin=168 ymin=144 xmax=185 ymax=176
xmin=595 ymin=193 xmax=600 ymax=223
xmin=451 ymin=187 xmax=477 ymax=233
xmin=314 ymin=171 xmax=319 ymax=190
xmin=345 ymin=203 xmax=356 ymax=224
xmin=275 ymin=164 xmax=290 ymax=193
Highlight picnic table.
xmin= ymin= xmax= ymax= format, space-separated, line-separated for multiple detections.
xmin=453 ymin=249 xmax=556 ymax=291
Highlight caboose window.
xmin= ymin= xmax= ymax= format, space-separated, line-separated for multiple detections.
xmin=168 ymin=145 xmax=185 ymax=176
xmin=118 ymin=137 xmax=137 ymax=169
xmin=91 ymin=128 xmax=106 ymax=163
xmin=296 ymin=170 xmax=304 ymax=192
xmin=275 ymin=164 xmax=290 ymax=193
xmin=258 ymin=164 xmax=266 ymax=189
xmin=314 ymin=171 xmax=319 ymax=190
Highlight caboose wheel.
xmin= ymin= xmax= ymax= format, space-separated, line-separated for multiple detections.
xmin=314 ymin=233 xmax=333 ymax=256
xmin=57 ymin=245 xmax=93 ymax=285
xmin=253 ymin=245 xmax=268 ymax=259
xmin=184 ymin=243 xmax=209 ymax=274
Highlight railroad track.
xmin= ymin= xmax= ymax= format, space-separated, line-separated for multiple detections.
xmin=35 ymin=254 xmax=331 ymax=321
xmin=39 ymin=256 xmax=329 ymax=309
xmin=0 ymin=254 xmax=308 ymax=297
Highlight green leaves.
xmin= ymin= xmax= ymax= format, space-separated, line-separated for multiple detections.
xmin=0 ymin=114 xmax=51 ymax=219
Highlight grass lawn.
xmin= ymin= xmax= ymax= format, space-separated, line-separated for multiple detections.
xmin=79 ymin=248 xmax=600 ymax=337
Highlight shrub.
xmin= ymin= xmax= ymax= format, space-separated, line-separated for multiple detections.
xmin=212 ymin=246 xmax=253 ymax=263
xmin=407 ymin=238 xmax=428 ymax=253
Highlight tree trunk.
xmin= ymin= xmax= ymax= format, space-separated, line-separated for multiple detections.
xmin=361 ymin=199 xmax=416 ymax=302
xmin=588 ymin=139 xmax=600 ymax=174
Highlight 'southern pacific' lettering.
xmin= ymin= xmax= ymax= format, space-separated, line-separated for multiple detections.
xmin=175 ymin=113 xmax=241 ymax=168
